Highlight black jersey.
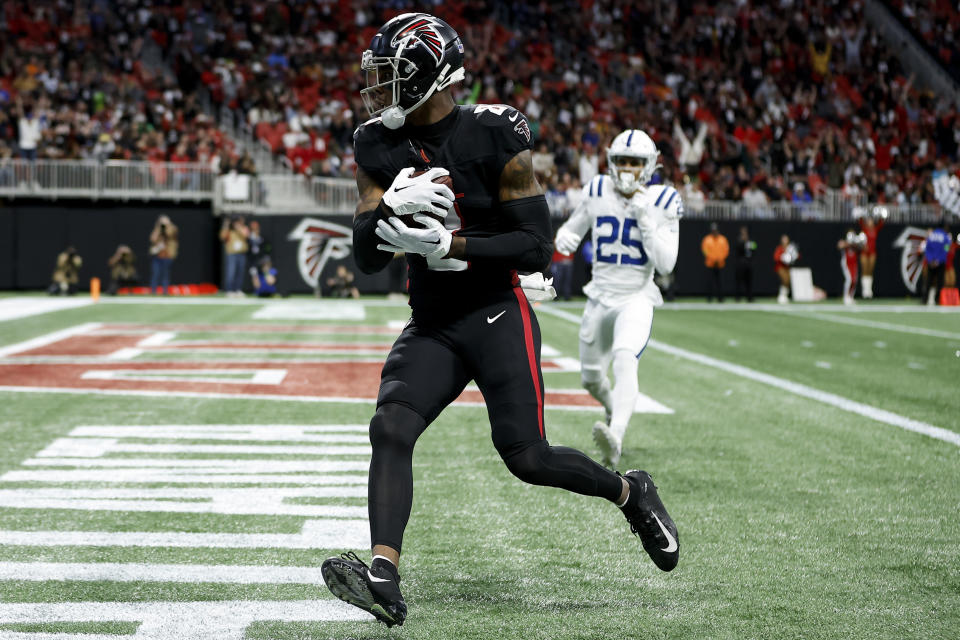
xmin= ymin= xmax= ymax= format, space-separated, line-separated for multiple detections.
xmin=354 ymin=104 xmax=535 ymax=320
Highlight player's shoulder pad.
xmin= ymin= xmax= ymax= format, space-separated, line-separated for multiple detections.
xmin=650 ymin=184 xmax=683 ymax=219
xmin=466 ymin=104 xmax=533 ymax=147
xmin=353 ymin=116 xmax=385 ymax=145
xmin=585 ymin=174 xmax=608 ymax=199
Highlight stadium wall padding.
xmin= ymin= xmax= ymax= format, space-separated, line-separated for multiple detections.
xmin=2 ymin=205 xmax=938 ymax=299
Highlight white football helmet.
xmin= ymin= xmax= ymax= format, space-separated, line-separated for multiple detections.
xmin=606 ymin=129 xmax=660 ymax=195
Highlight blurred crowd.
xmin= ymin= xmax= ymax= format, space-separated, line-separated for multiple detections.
xmin=1 ymin=0 xmax=959 ymax=209
xmin=889 ymin=0 xmax=960 ymax=79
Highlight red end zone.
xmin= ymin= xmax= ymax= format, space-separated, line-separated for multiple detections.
xmin=0 ymin=323 xmax=600 ymax=410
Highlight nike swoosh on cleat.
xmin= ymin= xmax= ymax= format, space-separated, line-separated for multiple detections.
xmin=367 ymin=570 xmax=391 ymax=583
xmin=652 ymin=513 xmax=678 ymax=553
xmin=487 ymin=310 xmax=506 ymax=324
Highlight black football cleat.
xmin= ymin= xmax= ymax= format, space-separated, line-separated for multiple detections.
xmin=321 ymin=552 xmax=407 ymax=627
xmin=620 ymin=470 xmax=679 ymax=571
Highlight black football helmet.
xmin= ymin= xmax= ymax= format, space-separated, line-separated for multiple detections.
xmin=360 ymin=13 xmax=465 ymax=129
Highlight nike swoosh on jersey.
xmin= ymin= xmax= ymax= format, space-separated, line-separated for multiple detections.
xmin=367 ymin=570 xmax=392 ymax=583
xmin=508 ymin=112 xmax=519 ymax=122
xmin=652 ymin=513 xmax=678 ymax=553
xmin=487 ymin=310 xmax=506 ymax=324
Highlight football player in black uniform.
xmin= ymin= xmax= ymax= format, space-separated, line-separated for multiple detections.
xmin=321 ymin=13 xmax=679 ymax=627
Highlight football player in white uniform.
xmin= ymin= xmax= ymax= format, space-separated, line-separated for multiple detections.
xmin=554 ymin=130 xmax=681 ymax=466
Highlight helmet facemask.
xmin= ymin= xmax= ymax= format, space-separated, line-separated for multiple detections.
xmin=608 ymin=152 xmax=657 ymax=195
xmin=360 ymin=49 xmax=419 ymax=120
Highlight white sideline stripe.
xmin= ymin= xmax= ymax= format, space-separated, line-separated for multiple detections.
xmin=650 ymin=340 xmax=960 ymax=447
xmin=0 ymin=518 xmax=370 ymax=549
xmin=799 ymin=311 xmax=960 ymax=340
xmin=0 ymin=492 xmax=366 ymax=517
xmin=36 ymin=438 xmax=370 ymax=458
xmin=80 ymin=369 xmax=290 ymax=385
xmin=541 ymin=343 xmax=560 ymax=357
xmin=0 ymin=298 xmax=92 ymax=322
xmin=0 ymin=600 xmax=371 ymax=637
xmin=0 ymin=356 xmax=393 ymax=364
xmin=22 ymin=459 xmax=369 ymax=471
xmin=0 ymin=385 xmax=612 ymax=412
xmin=1 ymin=470 xmax=368 ymax=485
xmin=137 ymin=331 xmax=177 ymax=346
xmin=253 ymin=303 xmax=366 ymax=320
xmin=68 ymin=424 xmax=368 ymax=440
xmin=105 ymin=347 xmax=143 ymax=360
xmin=0 ymin=633 xmax=123 ymax=640
xmin=0 ymin=562 xmax=329 ymax=584
xmin=0 ymin=323 xmax=100 ymax=357
xmin=538 ymin=305 xmax=960 ymax=447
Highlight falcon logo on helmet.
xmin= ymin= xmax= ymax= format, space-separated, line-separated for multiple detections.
xmin=361 ymin=13 xmax=466 ymax=130
xmin=606 ymin=129 xmax=660 ymax=195
xmin=391 ymin=17 xmax=445 ymax=63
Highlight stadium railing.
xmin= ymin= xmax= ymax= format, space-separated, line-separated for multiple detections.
xmin=0 ymin=159 xmax=214 ymax=202
xmin=0 ymin=160 xmax=943 ymax=223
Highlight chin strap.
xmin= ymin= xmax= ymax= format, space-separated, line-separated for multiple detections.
xmin=380 ymin=64 xmax=465 ymax=130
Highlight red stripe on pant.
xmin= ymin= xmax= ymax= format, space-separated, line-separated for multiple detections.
xmin=512 ymin=286 xmax=544 ymax=438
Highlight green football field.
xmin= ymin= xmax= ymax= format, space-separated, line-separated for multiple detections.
xmin=0 ymin=295 xmax=957 ymax=639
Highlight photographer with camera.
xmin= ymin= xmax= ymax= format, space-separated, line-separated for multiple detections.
xmin=47 ymin=246 xmax=82 ymax=295
xmin=107 ymin=245 xmax=138 ymax=295
xmin=149 ymin=215 xmax=179 ymax=295
xmin=220 ymin=215 xmax=249 ymax=297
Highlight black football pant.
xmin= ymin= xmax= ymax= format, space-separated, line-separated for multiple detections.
xmin=707 ymin=266 xmax=724 ymax=302
xmin=367 ymin=288 xmax=623 ymax=552
xmin=735 ymin=263 xmax=753 ymax=301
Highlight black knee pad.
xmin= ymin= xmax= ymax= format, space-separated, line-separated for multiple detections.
xmin=369 ymin=402 xmax=427 ymax=453
xmin=500 ymin=440 xmax=553 ymax=486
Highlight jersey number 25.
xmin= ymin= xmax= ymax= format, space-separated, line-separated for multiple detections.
xmin=595 ymin=216 xmax=648 ymax=265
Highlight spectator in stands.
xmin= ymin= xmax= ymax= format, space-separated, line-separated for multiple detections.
xmin=16 ymin=97 xmax=42 ymax=164
xmin=734 ymin=226 xmax=756 ymax=302
xmin=924 ymin=221 xmax=952 ymax=305
xmin=326 ymin=264 xmax=360 ymax=299
xmin=673 ymin=118 xmax=708 ymax=175
xmin=701 ymin=223 xmax=729 ymax=302
xmin=107 ymin=245 xmax=138 ymax=296
xmin=47 ymin=246 xmax=82 ymax=296
xmin=220 ymin=216 xmax=250 ymax=297
xmin=250 ymin=257 xmax=278 ymax=298
xmin=149 ymin=216 xmax=178 ymax=295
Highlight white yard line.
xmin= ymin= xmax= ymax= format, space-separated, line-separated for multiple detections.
xmin=785 ymin=311 xmax=960 ymax=341
xmin=0 ymin=323 xmax=100 ymax=357
xmin=0 ymin=600 xmax=370 ymax=639
xmin=0 ymin=297 xmax=92 ymax=322
xmin=548 ymin=301 xmax=960 ymax=313
xmin=0 ymin=518 xmax=369 ymax=549
xmin=537 ymin=305 xmax=960 ymax=447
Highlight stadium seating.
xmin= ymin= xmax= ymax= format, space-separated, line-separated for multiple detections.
xmin=1 ymin=1 xmax=957 ymax=205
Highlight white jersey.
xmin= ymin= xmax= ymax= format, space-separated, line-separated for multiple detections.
xmin=557 ymin=175 xmax=682 ymax=307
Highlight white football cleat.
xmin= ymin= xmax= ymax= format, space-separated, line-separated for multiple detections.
xmin=593 ymin=421 xmax=622 ymax=467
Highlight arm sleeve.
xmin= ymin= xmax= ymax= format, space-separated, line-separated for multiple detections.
xmin=462 ymin=195 xmax=553 ymax=272
xmin=645 ymin=216 xmax=680 ymax=275
xmin=640 ymin=199 xmax=681 ymax=275
xmin=557 ymin=196 xmax=591 ymax=240
xmin=352 ymin=203 xmax=395 ymax=274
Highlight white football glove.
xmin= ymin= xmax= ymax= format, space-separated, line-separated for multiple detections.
xmin=554 ymin=227 xmax=582 ymax=255
xmin=376 ymin=214 xmax=451 ymax=259
xmin=381 ymin=167 xmax=455 ymax=218
xmin=518 ymin=272 xmax=557 ymax=301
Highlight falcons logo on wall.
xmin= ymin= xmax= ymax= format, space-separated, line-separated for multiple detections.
xmin=391 ymin=17 xmax=445 ymax=63
xmin=893 ymin=226 xmax=928 ymax=293
xmin=287 ymin=218 xmax=353 ymax=289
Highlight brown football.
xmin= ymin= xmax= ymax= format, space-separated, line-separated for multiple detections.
xmin=396 ymin=169 xmax=454 ymax=229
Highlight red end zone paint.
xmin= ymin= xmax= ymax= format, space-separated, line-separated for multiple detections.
xmin=512 ymin=287 xmax=545 ymax=438
xmin=0 ymin=323 xmax=582 ymax=408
